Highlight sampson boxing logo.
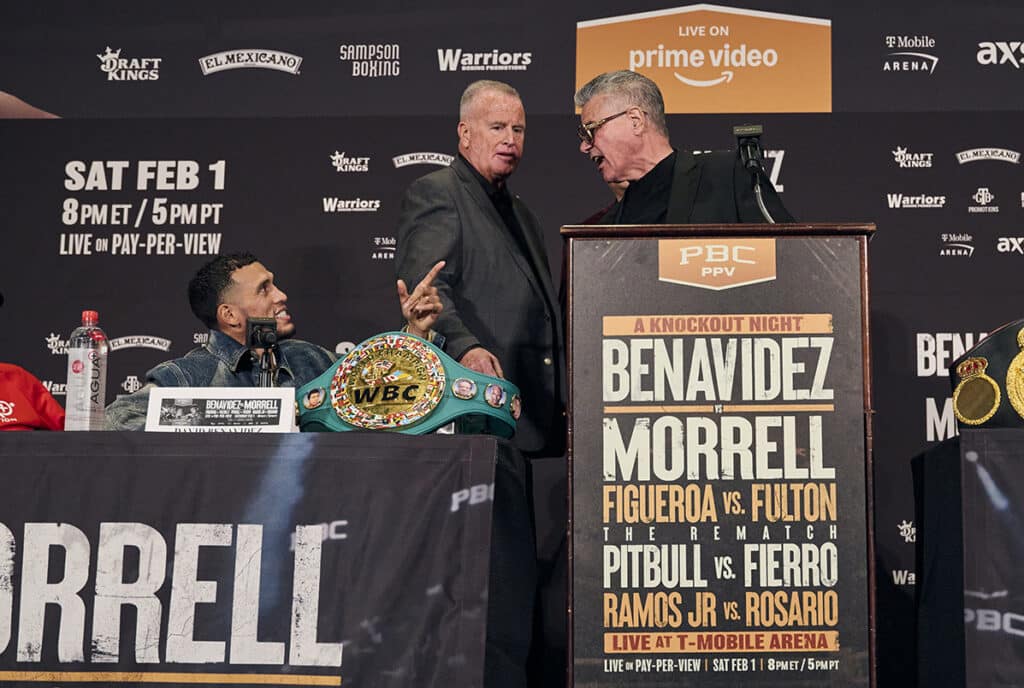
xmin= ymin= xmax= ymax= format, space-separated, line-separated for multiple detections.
xmin=199 ymin=49 xmax=303 ymax=75
xmin=97 ymin=47 xmax=162 ymax=81
xmin=576 ymin=4 xmax=831 ymax=113
xmin=339 ymin=43 xmax=399 ymax=77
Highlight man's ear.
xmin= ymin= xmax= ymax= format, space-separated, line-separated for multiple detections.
xmin=217 ymin=302 xmax=241 ymax=331
xmin=630 ymin=107 xmax=645 ymax=134
xmin=457 ymin=121 xmax=470 ymax=149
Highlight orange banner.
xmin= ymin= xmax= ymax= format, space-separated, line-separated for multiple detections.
xmin=576 ymin=4 xmax=831 ymax=114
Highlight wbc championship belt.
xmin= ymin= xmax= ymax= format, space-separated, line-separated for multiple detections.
xmin=295 ymin=332 xmax=521 ymax=437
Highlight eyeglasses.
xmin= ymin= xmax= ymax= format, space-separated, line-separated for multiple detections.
xmin=577 ymin=108 xmax=631 ymax=144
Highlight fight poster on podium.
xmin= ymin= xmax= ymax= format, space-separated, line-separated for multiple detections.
xmin=564 ymin=224 xmax=875 ymax=687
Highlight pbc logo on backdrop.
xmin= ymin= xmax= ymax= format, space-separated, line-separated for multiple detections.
xmin=892 ymin=147 xmax=933 ymax=168
xmin=437 ymin=49 xmax=532 ymax=72
xmin=97 ymin=47 xmax=162 ymax=81
xmin=977 ymin=41 xmax=1024 ymax=68
xmin=339 ymin=43 xmax=400 ymax=77
xmin=997 ymin=237 xmax=1024 ymax=254
xmin=121 ymin=376 xmax=143 ymax=394
xmin=883 ymin=35 xmax=938 ymax=74
xmin=330 ymin=151 xmax=370 ymax=173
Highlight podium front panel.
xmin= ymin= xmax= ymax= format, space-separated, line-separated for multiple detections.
xmin=568 ymin=231 xmax=872 ymax=686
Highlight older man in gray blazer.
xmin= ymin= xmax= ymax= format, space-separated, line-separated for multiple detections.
xmin=396 ymin=80 xmax=564 ymax=459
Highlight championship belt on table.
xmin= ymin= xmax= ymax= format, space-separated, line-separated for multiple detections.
xmin=296 ymin=331 xmax=521 ymax=437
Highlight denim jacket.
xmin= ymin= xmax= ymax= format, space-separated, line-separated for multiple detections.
xmin=105 ymin=329 xmax=336 ymax=431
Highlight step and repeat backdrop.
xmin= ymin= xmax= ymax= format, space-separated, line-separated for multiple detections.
xmin=3 ymin=0 xmax=1023 ymax=685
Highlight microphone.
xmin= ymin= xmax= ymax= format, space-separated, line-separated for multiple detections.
xmin=246 ymin=317 xmax=279 ymax=387
xmin=733 ymin=124 xmax=776 ymax=224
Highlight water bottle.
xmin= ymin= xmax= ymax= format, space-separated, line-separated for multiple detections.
xmin=65 ymin=310 xmax=109 ymax=430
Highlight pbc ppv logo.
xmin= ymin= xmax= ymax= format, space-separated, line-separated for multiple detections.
xmin=330 ymin=151 xmax=369 ymax=173
xmin=657 ymin=238 xmax=776 ymax=290
xmin=892 ymin=147 xmax=933 ymax=168
xmin=437 ymin=48 xmax=532 ymax=72
xmin=97 ymin=47 xmax=162 ymax=81
xmin=883 ymin=35 xmax=938 ymax=74
xmin=977 ymin=41 xmax=1024 ymax=68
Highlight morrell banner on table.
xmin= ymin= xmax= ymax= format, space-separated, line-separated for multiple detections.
xmin=568 ymin=226 xmax=872 ymax=686
xmin=0 ymin=432 xmax=505 ymax=688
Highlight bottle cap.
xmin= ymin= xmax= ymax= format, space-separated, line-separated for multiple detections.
xmin=81 ymin=310 xmax=99 ymax=325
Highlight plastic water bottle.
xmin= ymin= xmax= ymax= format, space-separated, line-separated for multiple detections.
xmin=65 ymin=310 xmax=109 ymax=430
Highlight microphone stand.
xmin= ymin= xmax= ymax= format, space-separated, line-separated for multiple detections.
xmin=733 ymin=124 xmax=776 ymax=224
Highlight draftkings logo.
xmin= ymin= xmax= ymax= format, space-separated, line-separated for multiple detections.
xmin=198 ymin=49 xmax=302 ymax=76
xmin=45 ymin=333 xmax=70 ymax=356
xmin=392 ymin=152 xmax=453 ymax=168
xmin=969 ymin=187 xmax=999 ymax=213
xmin=97 ymin=47 xmax=162 ymax=81
xmin=891 ymin=146 xmax=933 ymax=168
xmin=955 ymin=147 xmax=1021 ymax=164
xmin=882 ymin=35 xmax=938 ymax=74
xmin=886 ymin=193 xmax=946 ymax=209
xmin=939 ymin=232 xmax=974 ymax=257
xmin=977 ymin=41 xmax=1024 ymax=68
xmin=339 ymin=44 xmax=399 ymax=77
xmin=330 ymin=151 xmax=370 ymax=173
xmin=322 ymin=197 xmax=381 ymax=213
xmin=371 ymin=236 xmax=396 ymax=261
xmin=437 ymin=48 xmax=532 ymax=72
xmin=898 ymin=520 xmax=917 ymax=543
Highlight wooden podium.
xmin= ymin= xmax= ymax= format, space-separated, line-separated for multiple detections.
xmin=562 ymin=223 xmax=876 ymax=687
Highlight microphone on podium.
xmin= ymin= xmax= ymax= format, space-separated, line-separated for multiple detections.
xmin=733 ymin=124 xmax=777 ymax=224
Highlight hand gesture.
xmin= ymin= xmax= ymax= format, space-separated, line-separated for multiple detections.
xmin=397 ymin=260 xmax=445 ymax=338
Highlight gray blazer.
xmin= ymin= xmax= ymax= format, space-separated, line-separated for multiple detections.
xmin=396 ymin=155 xmax=565 ymax=457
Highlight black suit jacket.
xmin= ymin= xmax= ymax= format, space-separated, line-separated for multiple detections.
xmin=396 ymin=156 xmax=565 ymax=457
xmin=602 ymin=149 xmax=794 ymax=224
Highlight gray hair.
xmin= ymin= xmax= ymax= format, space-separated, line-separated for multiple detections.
xmin=459 ymin=80 xmax=522 ymax=119
xmin=574 ymin=70 xmax=669 ymax=137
